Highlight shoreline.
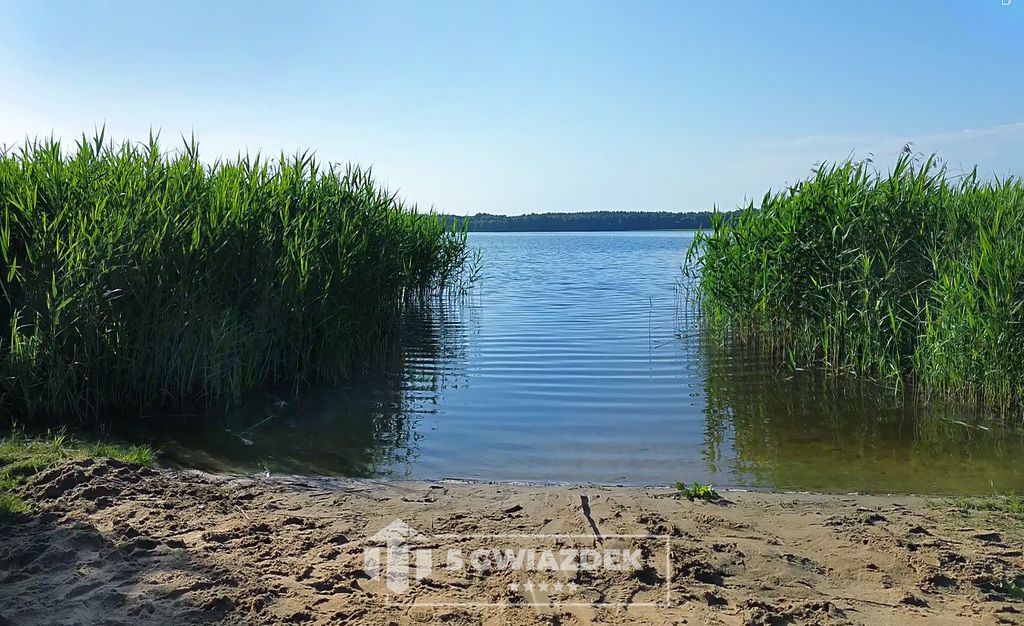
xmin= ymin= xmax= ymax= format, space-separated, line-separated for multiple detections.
xmin=2 ymin=460 xmax=1022 ymax=625
xmin=182 ymin=469 xmax=1000 ymax=500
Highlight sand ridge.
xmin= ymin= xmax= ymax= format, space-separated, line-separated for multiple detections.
xmin=1 ymin=459 xmax=1022 ymax=625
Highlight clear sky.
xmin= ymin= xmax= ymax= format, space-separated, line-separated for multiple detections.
xmin=1 ymin=1 xmax=1022 ymax=215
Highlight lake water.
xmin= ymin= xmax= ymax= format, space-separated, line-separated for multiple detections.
xmin=135 ymin=231 xmax=1024 ymax=494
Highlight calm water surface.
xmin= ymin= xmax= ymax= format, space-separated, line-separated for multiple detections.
xmin=134 ymin=232 xmax=1024 ymax=494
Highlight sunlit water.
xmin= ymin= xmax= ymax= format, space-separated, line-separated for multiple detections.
xmin=121 ymin=232 xmax=1024 ymax=494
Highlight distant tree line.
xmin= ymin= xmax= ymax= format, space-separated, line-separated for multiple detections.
xmin=445 ymin=210 xmax=731 ymax=232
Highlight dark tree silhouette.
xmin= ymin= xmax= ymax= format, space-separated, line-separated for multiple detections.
xmin=446 ymin=210 xmax=731 ymax=232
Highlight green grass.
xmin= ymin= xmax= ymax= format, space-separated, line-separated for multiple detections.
xmin=0 ymin=427 xmax=155 ymax=522
xmin=948 ymin=493 xmax=1024 ymax=517
xmin=689 ymin=151 xmax=1024 ymax=418
xmin=0 ymin=131 xmax=469 ymax=421
xmin=0 ymin=492 xmax=28 ymax=522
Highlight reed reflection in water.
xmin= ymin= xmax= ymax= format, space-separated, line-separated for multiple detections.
xmin=699 ymin=339 xmax=1024 ymax=493
xmin=131 ymin=298 xmax=472 ymax=477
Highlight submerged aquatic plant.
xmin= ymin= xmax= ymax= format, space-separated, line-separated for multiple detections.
xmin=689 ymin=152 xmax=1024 ymax=419
xmin=0 ymin=132 xmax=469 ymax=421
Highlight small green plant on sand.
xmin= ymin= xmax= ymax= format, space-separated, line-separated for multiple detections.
xmin=675 ymin=481 xmax=721 ymax=502
xmin=0 ymin=427 xmax=155 ymax=522
xmin=991 ymin=575 xmax=1024 ymax=601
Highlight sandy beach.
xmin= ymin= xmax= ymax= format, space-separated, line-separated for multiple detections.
xmin=1 ymin=459 xmax=1022 ymax=625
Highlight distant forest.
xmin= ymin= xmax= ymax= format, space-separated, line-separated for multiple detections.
xmin=445 ymin=210 xmax=728 ymax=232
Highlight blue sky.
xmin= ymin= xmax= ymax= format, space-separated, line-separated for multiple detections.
xmin=1 ymin=0 xmax=1022 ymax=215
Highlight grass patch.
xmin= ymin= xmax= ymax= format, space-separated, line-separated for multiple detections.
xmin=948 ymin=493 xmax=1024 ymax=517
xmin=0 ymin=132 xmax=469 ymax=422
xmin=689 ymin=151 xmax=1024 ymax=417
xmin=0 ymin=427 xmax=155 ymax=521
xmin=0 ymin=492 xmax=28 ymax=522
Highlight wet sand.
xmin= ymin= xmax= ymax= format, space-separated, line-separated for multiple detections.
xmin=1 ymin=459 xmax=1022 ymax=625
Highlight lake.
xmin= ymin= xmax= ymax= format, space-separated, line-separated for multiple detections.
xmin=132 ymin=231 xmax=1024 ymax=494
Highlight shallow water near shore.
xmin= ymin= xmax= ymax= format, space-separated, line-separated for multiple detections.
xmin=112 ymin=231 xmax=1024 ymax=494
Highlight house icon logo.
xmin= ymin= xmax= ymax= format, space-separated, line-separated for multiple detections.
xmin=362 ymin=519 xmax=433 ymax=594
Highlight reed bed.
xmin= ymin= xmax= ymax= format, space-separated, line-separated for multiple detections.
xmin=0 ymin=133 xmax=468 ymax=421
xmin=689 ymin=152 xmax=1024 ymax=418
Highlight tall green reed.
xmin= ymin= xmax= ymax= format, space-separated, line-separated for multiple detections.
xmin=0 ymin=132 xmax=468 ymax=421
xmin=689 ymin=151 xmax=1024 ymax=418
